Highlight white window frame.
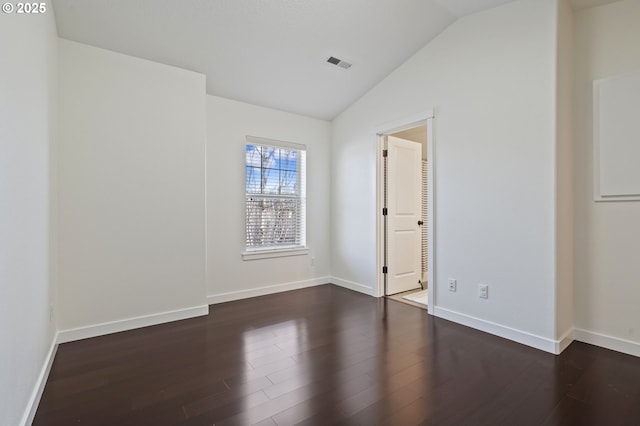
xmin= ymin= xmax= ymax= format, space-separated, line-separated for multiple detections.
xmin=242 ymin=136 xmax=308 ymax=261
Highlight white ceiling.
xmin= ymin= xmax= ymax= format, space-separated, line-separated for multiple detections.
xmin=51 ymin=0 xmax=618 ymax=120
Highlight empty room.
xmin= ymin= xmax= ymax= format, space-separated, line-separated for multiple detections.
xmin=3 ymin=0 xmax=640 ymax=424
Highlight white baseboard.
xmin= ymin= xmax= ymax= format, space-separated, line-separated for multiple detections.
xmin=433 ymin=306 xmax=564 ymax=354
xmin=20 ymin=332 xmax=58 ymax=426
xmin=57 ymin=305 xmax=209 ymax=344
xmin=556 ymin=328 xmax=575 ymax=354
xmin=574 ymin=328 xmax=640 ymax=358
xmin=207 ymin=277 xmax=330 ymax=305
xmin=330 ymin=277 xmax=373 ymax=296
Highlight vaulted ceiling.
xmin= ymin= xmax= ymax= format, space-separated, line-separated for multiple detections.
xmin=52 ymin=0 xmax=620 ymax=120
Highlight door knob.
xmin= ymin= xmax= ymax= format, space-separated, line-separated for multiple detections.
xmin=418 ymin=220 xmax=424 ymax=226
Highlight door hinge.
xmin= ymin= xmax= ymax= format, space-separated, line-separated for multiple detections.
xmin=382 ymin=149 xmax=388 ymax=157
xmin=382 ymin=266 xmax=388 ymax=274
xmin=382 ymin=207 xmax=388 ymax=216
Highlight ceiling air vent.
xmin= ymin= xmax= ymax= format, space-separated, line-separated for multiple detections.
xmin=327 ymin=56 xmax=352 ymax=70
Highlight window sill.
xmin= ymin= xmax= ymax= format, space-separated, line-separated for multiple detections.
xmin=242 ymin=247 xmax=309 ymax=261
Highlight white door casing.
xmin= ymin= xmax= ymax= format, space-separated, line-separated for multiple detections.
xmin=386 ymin=136 xmax=422 ymax=295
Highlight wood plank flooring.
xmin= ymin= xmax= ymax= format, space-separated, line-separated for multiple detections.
xmin=34 ymin=284 xmax=640 ymax=425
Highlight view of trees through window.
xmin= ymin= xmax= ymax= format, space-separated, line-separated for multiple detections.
xmin=245 ymin=143 xmax=305 ymax=249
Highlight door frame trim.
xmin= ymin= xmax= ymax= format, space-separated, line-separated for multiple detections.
xmin=375 ymin=110 xmax=435 ymax=315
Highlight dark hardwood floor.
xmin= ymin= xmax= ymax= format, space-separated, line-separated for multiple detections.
xmin=34 ymin=284 xmax=640 ymax=425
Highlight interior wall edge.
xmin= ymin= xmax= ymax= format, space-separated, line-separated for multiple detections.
xmin=557 ymin=327 xmax=575 ymax=354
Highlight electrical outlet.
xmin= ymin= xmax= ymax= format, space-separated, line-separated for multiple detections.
xmin=311 ymin=257 xmax=315 ymax=266
xmin=448 ymin=278 xmax=457 ymax=292
xmin=49 ymin=304 xmax=55 ymax=322
xmin=478 ymin=284 xmax=488 ymax=299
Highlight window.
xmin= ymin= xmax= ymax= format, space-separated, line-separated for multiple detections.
xmin=244 ymin=136 xmax=307 ymax=259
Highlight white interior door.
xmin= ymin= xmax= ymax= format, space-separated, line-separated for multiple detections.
xmin=387 ymin=136 xmax=422 ymax=295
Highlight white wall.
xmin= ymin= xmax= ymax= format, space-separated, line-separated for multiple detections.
xmin=573 ymin=0 xmax=640 ymax=355
xmin=57 ymin=40 xmax=208 ymax=335
xmin=555 ymin=0 xmax=574 ymax=345
xmin=0 ymin=2 xmax=58 ymax=424
xmin=206 ymin=96 xmax=331 ymax=303
xmin=331 ymin=0 xmax=559 ymax=345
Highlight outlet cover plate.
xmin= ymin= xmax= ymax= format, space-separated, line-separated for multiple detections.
xmin=479 ymin=284 xmax=488 ymax=299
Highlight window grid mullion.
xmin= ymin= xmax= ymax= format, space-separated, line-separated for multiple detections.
xmin=245 ymin=142 xmax=305 ymax=251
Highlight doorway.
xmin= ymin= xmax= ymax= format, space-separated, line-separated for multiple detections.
xmin=376 ymin=111 xmax=434 ymax=314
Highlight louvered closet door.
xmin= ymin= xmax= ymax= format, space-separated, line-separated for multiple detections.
xmin=422 ymin=160 xmax=428 ymax=282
